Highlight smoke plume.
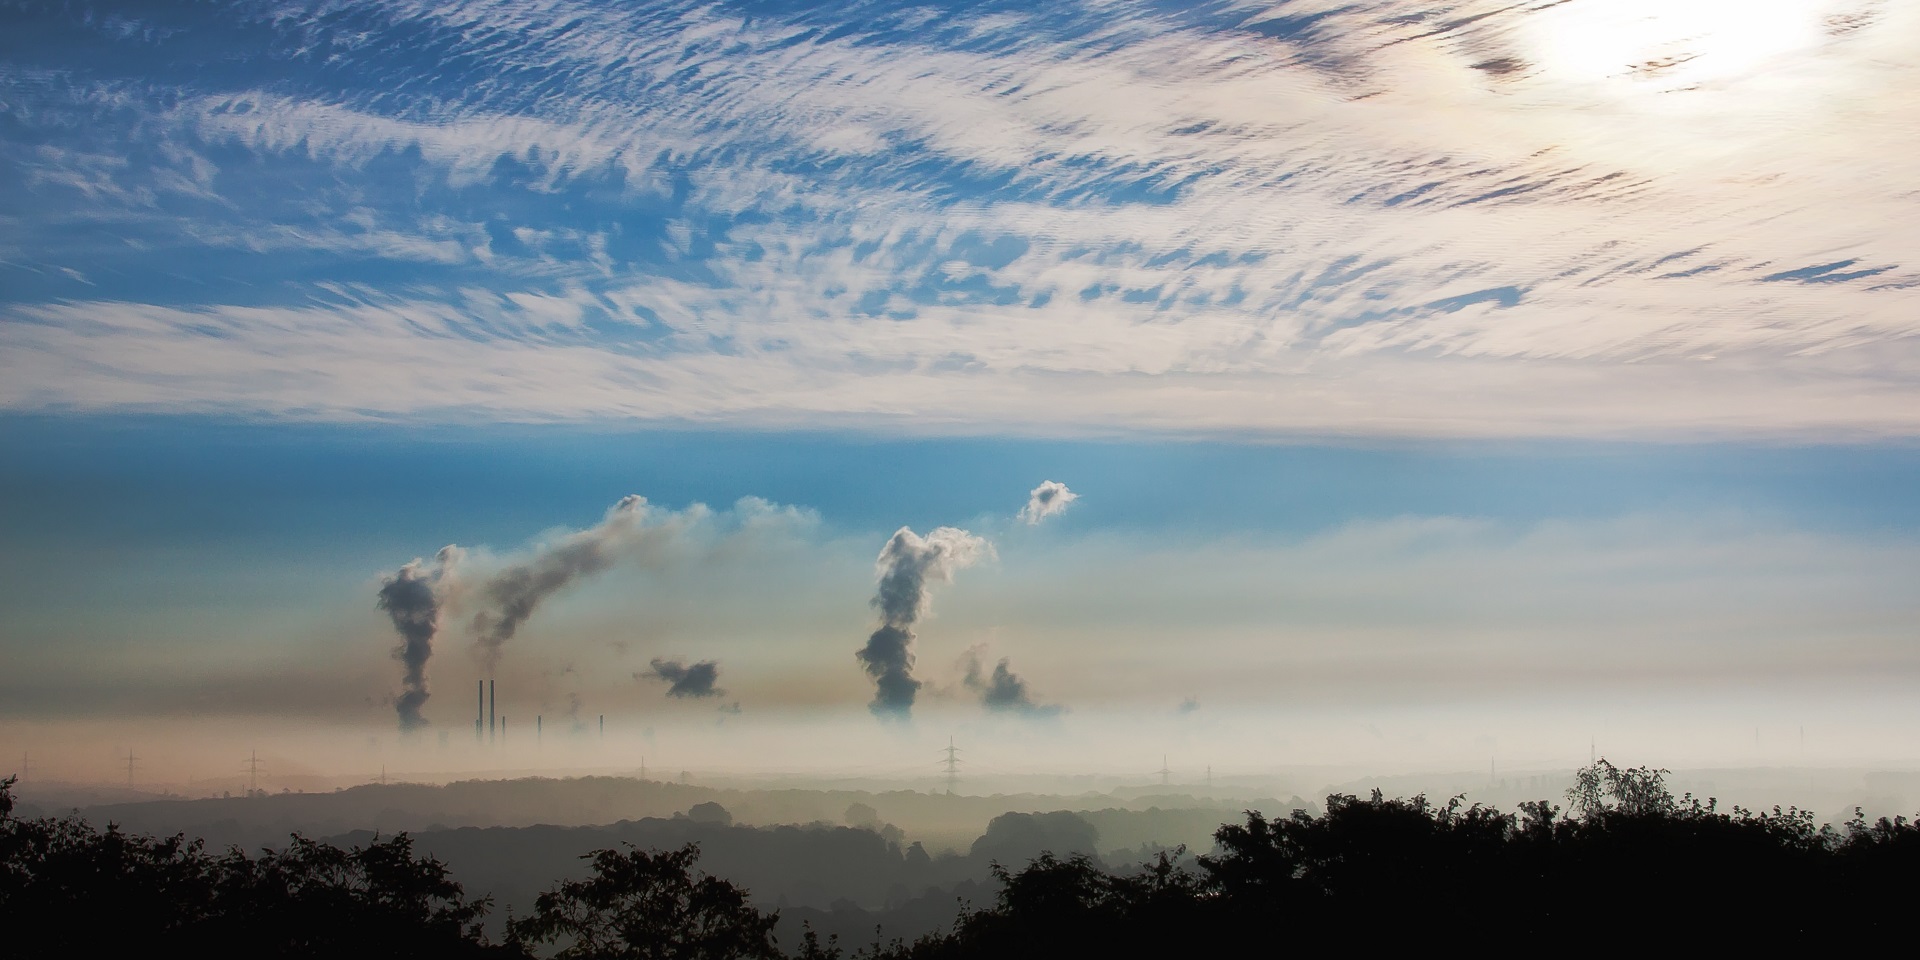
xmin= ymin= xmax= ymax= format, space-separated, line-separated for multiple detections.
xmin=376 ymin=546 xmax=460 ymax=732
xmin=858 ymin=526 xmax=991 ymax=719
xmin=963 ymin=647 xmax=1061 ymax=717
xmin=377 ymin=494 xmax=808 ymax=731
xmin=641 ymin=658 xmax=724 ymax=698
xmin=1018 ymin=480 xmax=1077 ymax=525
xmin=470 ymin=495 xmax=679 ymax=670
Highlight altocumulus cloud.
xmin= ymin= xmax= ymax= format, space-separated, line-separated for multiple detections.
xmin=0 ymin=0 xmax=1916 ymax=438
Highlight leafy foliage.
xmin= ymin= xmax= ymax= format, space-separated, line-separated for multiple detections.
xmin=0 ymin=775 xmax=508 ymax=958
xmin=7 ymin=765 xmax=1920 ymax=957
xmin=507 ymin=844 xmax=780 ymax=960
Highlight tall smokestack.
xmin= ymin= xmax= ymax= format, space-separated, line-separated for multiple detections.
xmin=476 ymin=680 xmax=484 ymax=742
xmin=489 ymin=679 xmax=496 ymax=743
xmin=537 ymin=715 xmax=542 ymax=744
xmin=599 ymin=714 xmax=605 ymax=739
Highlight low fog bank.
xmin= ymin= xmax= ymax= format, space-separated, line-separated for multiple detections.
xmin=0 ymin=772 xmax=1297 ymax=946
xmin=325 ymin=806 xmax=1235 ymax=943
xmin=19 ymin=764 xmax=1918 ymax=851
xmin=13 ymin=775 xmax=1303 ymax=860
xmin=12 ymin=775 xmax=1310 ymax=944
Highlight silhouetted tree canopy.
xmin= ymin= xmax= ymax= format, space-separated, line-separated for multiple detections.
xmin=507 ymin=843 xmax=780 ymax=960
xmin=0 ymin=775 xmax=510 ymax=958
xmin=7 ymin=763 xmax=1920 ymax=958
xmin=878 ymin=760 xmax=1920 ymax=957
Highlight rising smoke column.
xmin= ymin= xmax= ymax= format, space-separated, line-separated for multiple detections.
xmin=376 ymin=546 xmax=461 ymax=731
xmin=1018 ymin=481 xmax=1077 ymax=525
xmin=470 ymin=495 xmax=675 ymax=671
xmin=963 ymin=646 xmax=1061 ymax=717
xmin=378 ymin=495 xmax=798 ymax=731
xmin=641 ymin=658 xmax=724 ymax=698
xmin=858 ymin=526 xmax=990 ymax=719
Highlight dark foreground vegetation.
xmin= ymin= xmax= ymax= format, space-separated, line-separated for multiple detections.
xmin=6 ymin=762 xmax=1918 ymax=957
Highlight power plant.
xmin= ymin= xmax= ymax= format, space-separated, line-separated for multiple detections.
xmin=468 ymin=679 xmax=602 ymax=750
xmin=476 ymin=679 xmax=498 ymax=744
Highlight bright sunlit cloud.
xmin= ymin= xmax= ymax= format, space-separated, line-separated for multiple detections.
xmin=0 ymin=0 xmax=1914 ymax=437
xmin=1524 ymin=0 xmax=1829 ymax=91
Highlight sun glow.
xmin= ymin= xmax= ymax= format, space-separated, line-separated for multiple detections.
xmin=1522 ymin=0 xmax=1830 ymax=92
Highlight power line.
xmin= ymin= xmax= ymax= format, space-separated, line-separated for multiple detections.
xmin=941 ymin=737 xmax=962 ymax=795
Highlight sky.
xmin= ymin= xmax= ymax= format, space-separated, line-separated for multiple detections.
xmin=1 ymin=0 xmax=1917 ymax=789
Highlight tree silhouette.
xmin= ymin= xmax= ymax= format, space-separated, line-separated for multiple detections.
xmin=1 ymin=776 xmax=511 ymax=958
xmin=210 ymin=832 xmax=498 ymax=955
xmin=1565 ymin=758 xmax=1675 ymax=818
xmin=10 ymin=770 xmax=1920 ymax=957
xmin=508 ymin=843 xmax=780 ymax=960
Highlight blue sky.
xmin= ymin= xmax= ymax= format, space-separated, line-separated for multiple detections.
xmin=5 ymin=0 xmax=1917 ymax=435
xmin=2 ymin=0 xmax=1917 ymax=780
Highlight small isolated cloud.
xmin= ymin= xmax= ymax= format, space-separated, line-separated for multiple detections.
xmin=1019 ymin=481 xmax=1077 ymax=526
xmin=640 ymin=658 xmax=724 ymax=699
xmin=1176 ymin=697 xmax=1200 ymax=715
xmin=963 ymin=646 xmax=1062 ymax=718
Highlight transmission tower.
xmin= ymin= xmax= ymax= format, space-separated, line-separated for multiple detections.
xmin=941 ymin=737 xmax=962 ymax=795
xmin=1159 ymin=755 xmax=1170 ymax=786
xmin=243 ymin=750 xmax=264 ymax=795
xmin=125 ymin=750 xmax=137 ymax=788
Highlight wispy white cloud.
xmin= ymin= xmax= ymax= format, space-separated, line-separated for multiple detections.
xmin=8 ymin=292 xmax=1920 ymax=437
xmin=2 ymin=0 xmax=1917 ymax=435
